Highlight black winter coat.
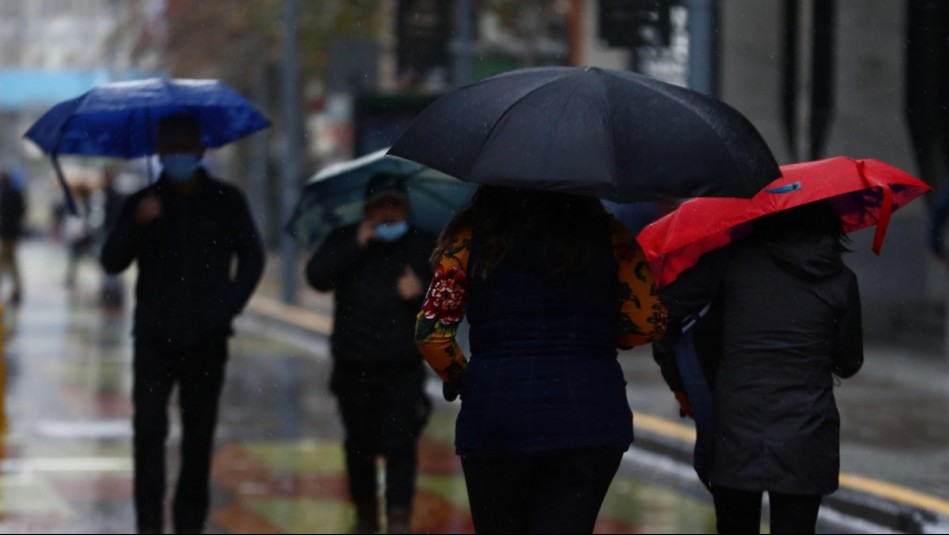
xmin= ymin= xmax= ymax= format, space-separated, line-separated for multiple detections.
xmin=100 ymin=171 xmax=265 ymax=348
xmin=306 ymin=224 xmax=434 ymax=372
xmin=655 ymin=235 xmax=863 ymax=495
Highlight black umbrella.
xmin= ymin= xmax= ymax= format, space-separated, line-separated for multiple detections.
xmin=389 ymin=67 xmax=780 ymax=202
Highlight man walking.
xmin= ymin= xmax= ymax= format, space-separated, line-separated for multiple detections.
xmin=306 ymin=173 xmax=434 ymax=534
xmin=100 ymin=115 xmax=264 ymax=533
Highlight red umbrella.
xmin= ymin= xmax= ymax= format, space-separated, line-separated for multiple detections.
xmin=638 ymin=157 xmax=931 ymax=288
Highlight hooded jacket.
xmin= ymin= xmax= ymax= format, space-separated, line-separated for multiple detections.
xmin=656 ymin=234 xmax=862 ymax=495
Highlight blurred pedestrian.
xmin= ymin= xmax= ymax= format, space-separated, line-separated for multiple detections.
xmin=100 ymin=114 xmax=264 ymax=534
xmin=63 ymin=183 xmax=95 ymax=290
xmin=416 ymin=186 xmax=666 ymax=534
xmin=96 ymin=167 xmax=127 ymax=308
xmin=0 ymin=170 xmax=25 ymax=306
xmin=653 ymin=201 xmax=864 ymax=534
xmin=306 ymin=173 xmax=434 ymax=534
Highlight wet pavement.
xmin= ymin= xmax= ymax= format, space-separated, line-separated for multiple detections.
xmin=0 ymin=239 xmax=721 ymax=534
xmin=0 ymin=238 xmax=946 ymax=533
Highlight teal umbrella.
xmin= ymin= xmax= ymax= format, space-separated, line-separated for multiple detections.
xmin=286 ymin=149 xmax=475 ymax=251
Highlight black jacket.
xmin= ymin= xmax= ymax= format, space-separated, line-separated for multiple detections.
xmin=655 ymin=235 xmax=863 ymax=495
xmin=0 ymin=186 xmax=25 ymax=241
xmin=306 ymin=224 xmax=434 ymax=372
xmin=100 ymin=171 xmax=264 ymax=348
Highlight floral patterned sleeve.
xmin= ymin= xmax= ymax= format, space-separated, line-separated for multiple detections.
xmin=612 ymin=217 xmax=667 ymax=348
xmin=415 ymin=226 xmax=471 ymax=383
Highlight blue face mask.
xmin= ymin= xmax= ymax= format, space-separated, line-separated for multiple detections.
xmin=375 ymin=220 xmax=409 ymax=242
xmin=162 ymin=153 xmax=202 ymax=182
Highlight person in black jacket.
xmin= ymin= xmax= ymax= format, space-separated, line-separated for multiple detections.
xmin=654 ymin=201 xmax=863 ymax=535
xmin=306 ymin=173 xmax=434 ymax=534
xmin=0 ymin=171 xmax=25 ymax=306
xmin=100 ymin=115 xmax=264 ymax=534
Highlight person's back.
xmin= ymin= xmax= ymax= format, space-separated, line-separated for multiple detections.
xmin=417 ymin=186 xmax=666 ymax=533
xmin=713 ymin=234 xmax=861 ymax=493
xmin=460 ymin=216 xmax=631 ymax=455
xmin=699 ymin=202 xmax=863 ymax=534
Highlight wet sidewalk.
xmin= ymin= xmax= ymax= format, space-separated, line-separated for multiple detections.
xmin=0 ymin=239 xmax=946 ymax=533
xmin=0 ymin=239 xmax=725 ymax=533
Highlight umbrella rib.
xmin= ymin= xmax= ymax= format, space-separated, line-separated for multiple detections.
xmin=474 ymin=76 xmax=576 ymax=168
xmin=543 ymin=81 xmax=586 ymax=174
xmin=608 ymin=72 xmax=749 ymax=178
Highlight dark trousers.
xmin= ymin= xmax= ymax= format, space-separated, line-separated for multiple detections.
xmin=460 ymin=449 xmax=624 ymax=534
xmin=331 ymin=364 xmax=431 ymax=512
xmin=712 ymin=486 xmax=823 ymax=534
xmin=133 ymin=338 xmax=228 ymax=533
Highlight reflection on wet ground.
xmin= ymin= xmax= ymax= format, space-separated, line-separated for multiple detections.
xmin=0 ymin=241 xmax=716 ymax=533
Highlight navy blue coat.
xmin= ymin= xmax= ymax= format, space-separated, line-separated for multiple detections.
xmin=456 ymin=219 xmax=633 ymax=458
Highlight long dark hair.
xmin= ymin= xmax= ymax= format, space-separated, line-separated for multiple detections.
xmin=434 ymin=185 xmax=610 ymax=277
xmin=752 ymin=200 xmax=850 ymax=249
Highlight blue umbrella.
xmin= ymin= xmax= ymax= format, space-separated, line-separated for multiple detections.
xmin=23 ymin=78 xmax=271 ymax=212
xmin=286 ymin=149 xmax=475 ymax=251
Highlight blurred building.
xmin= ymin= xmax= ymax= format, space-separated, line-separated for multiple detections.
xmin=359 ymin=0 xmax=945 ymax=350
xmin=712 ymin=1 xmax=938 ymax=349
xmin=0 ymin=0 xmax=150 ymax=231
xmin=108 ymin=0 xmax=948 ymax=347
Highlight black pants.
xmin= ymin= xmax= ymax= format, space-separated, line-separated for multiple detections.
xmin=712 ymin=486 xmax=823 ymax=534
xmin=331 ymin=364 xmax=431 ymax=511
xmin=133 ymin=338 xmax=228 ymax=534
xmin=460 ymin=449 xmax=624 ymax=534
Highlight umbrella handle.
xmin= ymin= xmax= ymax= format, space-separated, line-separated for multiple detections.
xmin=50 ymin=155 xmax=79 ymax=217
xmin=871 ymin=184 xmax=894 ymax=255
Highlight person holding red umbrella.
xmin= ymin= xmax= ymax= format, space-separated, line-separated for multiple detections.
xmin=640 ymin=157 xmax=930 ymax=534
xmin=654 ymin=201 xmax=863 ymax=534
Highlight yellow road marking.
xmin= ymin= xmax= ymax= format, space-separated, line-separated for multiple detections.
xmin=838 ymin=473 xmax=949 ymax=517
xmin=249 ymin=296 xmax=949 ymax=517
xmin=635 ymin=412 xmax=696 ymax=443
xmin=636 ymin=404 xmax=949 ymax=515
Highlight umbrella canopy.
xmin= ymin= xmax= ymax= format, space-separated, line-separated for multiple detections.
xmin=637 ymin=157 xmax=931 ymax=288
xmin=24 ymin=78 xmax=271 ymax=158
xmin=23 ymin=78 xmax=270 ymax=214
xmin=389 ymin=66 xmax=780 ymax=202
xmin=286 ymin=149 xmax=475 ymax=251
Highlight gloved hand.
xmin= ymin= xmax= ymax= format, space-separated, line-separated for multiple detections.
xmin=675 ymin=390 xmax=694 ymax=419
xmin=443 ymin=380 xmax=461 ymax=402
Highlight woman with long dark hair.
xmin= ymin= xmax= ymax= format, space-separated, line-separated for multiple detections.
xmin=416 ymin=186 xmax=666 ymax=533
xmin=655 ymin=200 xmax=864 ymax=534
